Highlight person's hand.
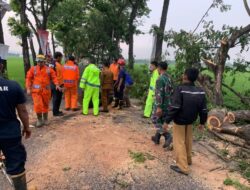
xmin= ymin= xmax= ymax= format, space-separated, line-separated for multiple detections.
xmin=117 ymin=87 xmax=121 ymax=92
xmin=22 ymin=128 xmax=31 ymax=139
xmin=198 ymin=124 xmax=205 ymax=132
xmin=27 ymin=88 xmax=31 ymax=95
xmin=163 ymin=123 xmax=169 ymax=132
xmin=156 ymin=108 xmax=163 ymax=117
xmin=56 ymin=85 xmax=62 ymax=92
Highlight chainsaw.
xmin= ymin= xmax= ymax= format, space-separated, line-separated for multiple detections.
xmin=0 ymin=151 xmax=13 ymax=187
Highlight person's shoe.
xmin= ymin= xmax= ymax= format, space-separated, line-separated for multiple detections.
xmin=43 ymin=113 xmax=49 ymax=125
xmin=163 ymin=132 xmax=173 ymax=148
xmin=11 ymin=172 xmax=28 ymax=190
xmin=112 ymin=99 xmax=119 ymax=108
xmin=72 ymin=108 xmax=80 ymax=111
xmin=53 ymin=112 xmax=64 ymax=117
xmin=65 ymin=108 xmax=70 ymax=111
xmin=118 ymin=101 xmax=124 ymax=110
xmin=100 ymin=110 xmax=109 ymax=113
xmin=151 ymin=132 xmax=161 ymax=145
xmin=36 ymin=113 xmax=43 ymax=128
xmin=170 ymin=165 xmax=188 ymax=175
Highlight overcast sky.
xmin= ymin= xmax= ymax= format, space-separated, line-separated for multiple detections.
xmin=2 ymin=0 xmax=250 ymax=60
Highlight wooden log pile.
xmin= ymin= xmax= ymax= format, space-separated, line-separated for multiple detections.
xmin=207 ymin=109 xmax=250 ymax=146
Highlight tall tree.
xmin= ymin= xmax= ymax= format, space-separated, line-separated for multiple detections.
xmin=127 ymin=0 xmax=149 ymax=69
xmin=153 ymin=0 xmax=170 ymax=62
xmin=9 ymin=0 xmax=31 ymax=75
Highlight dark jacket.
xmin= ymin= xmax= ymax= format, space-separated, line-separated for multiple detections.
xmin=165 ymin=82 xmax=208 ymax=125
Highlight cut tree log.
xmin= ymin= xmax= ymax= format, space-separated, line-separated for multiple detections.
xmin=218 ymin=124 xmax=250 ymax=144
xmin=207 ymin=109 xmax=228 ymax=129
xmin=227 ymin=110 xmax=250 ymax=123
xmin=209 ymin=130 xmax=250 ymax=149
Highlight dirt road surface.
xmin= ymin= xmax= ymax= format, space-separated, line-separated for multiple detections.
xmin=0 ymin=102 xmax=246 ymax=190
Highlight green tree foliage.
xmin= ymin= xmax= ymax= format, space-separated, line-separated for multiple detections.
xmin=163 ymin=1 xmax=250 ymax=107
xmin=48 ymin=0 xmax=149 ymax=63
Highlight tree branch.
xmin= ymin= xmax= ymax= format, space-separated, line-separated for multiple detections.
xmin=201 ymin=57 xmax=217 ymax=71
xmin=192 ymin=3 xmax=213 ymax=34
xmin=243 ymin=0 xmax=250 ymax=16
xmin=222 ymin=82 xmax=250 ymax=106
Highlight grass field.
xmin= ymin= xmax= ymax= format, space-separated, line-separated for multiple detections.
xmin=6 ymin=56 xmax=250 ymax=110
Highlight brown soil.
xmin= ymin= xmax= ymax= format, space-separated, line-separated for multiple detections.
xmin=0 ymin=100 xmax=249 ymax=190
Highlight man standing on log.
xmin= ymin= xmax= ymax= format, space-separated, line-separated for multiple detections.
xmin=143 ymin=61 xmax=159 ymax=118
xmin=151 ymin=61 xmax=173 ymax=149
xmin=164 ymin=68 xmax=208 ymax=175
xmin=0 ymin=57 xmax=32 ymax=189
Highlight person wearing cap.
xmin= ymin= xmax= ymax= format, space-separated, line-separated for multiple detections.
xmin=79 ymin=58 xmax=100 ymax=116
xmin=62 ymin=55 xmax=80 ymax=111
xmin=26 ymin=54 xmax=60 ymax=127
xmin=164 ymin=68 xmax=207 ymax=175
xmin=0 ymin=57 xmax=32 ymax=189
xmin=113 ymin=58 xmax=126 ymax=109
xmin=151 ymin=61 xmax=174 ymax=149
xmin=143 ymin=61 xmax=159 ymax=118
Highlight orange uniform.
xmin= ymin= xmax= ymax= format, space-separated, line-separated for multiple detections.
xmin=26 ymin=65 xmax=59 ymax=113
xmin=62 ymin=60 xmax=80 ymax=109
xmin=110 ymin=62 xmax=119 ymax=81
xmin=55 ymin=62 xmax=64 ymax=85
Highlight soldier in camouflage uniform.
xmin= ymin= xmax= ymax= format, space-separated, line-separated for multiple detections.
xmin=151 ymin=61 xmax=173 ymax=149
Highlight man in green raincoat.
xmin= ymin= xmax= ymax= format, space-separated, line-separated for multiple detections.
xmin=79 ymin=59 xmax=100 ymax=116
xmin=143 ymin=61 xmax=159 ymax=118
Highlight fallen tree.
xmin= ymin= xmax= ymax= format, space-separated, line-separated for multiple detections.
xmin=207 ymin=109 xmax=250 ymax=146
xmin=227 ymin=110 xmax=250 ymax=123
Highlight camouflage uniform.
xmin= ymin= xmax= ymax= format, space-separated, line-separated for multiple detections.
xmin=152 ymin=72 xmax=173 ymax=133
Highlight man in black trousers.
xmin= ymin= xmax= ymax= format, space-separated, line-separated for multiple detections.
xmin=51 ymin=52 xmax=64 ymax=116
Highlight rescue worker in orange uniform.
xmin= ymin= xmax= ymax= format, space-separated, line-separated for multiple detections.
xmin=62 ymin=56 xmax=80 ymax=111
xmin=26 ymin=55 xmax=60 ymax=127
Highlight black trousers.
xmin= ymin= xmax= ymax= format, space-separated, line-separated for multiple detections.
xmin=0 ymin=137 xmax=27 ymax=175
xmin=52 ymin=86 xmax=63 ymax=114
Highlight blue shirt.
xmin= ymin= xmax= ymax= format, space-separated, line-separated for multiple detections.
xmin=0 ymin=77 xmax=26 ymax=139
xmin=118 ymin=68 xmax=126 ymax=89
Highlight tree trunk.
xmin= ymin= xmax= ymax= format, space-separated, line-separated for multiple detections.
xmin=128 ymin=2 xmax=138 ymax=70
xmin=213 ymin=123 xmax=250 ymax=144
xmin=28 ymin=36 xmax=36 ymax=65
xmin=20 ymin=0 xmax=31 ymax=76
xmin=154 ymin=0 xmax=170 ymax=62
xmin=0 ymin=12 xmax=4 ymax=44
xmin=227 ymin=110 xmax=250 ymax=123
xmin=51 ymin=31 xmax=56 ymax=55
xmin=207 ymin=109 xmax=228 ymax=129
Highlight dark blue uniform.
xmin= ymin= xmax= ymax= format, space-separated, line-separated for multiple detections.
xmin=0 ymin=76 xmax=27 ymax=175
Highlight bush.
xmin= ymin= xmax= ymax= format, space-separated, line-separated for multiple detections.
xmin=127 ymin=64 xmax=150 ymax=104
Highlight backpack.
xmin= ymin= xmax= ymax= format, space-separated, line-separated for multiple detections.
xmin=125 ymin=72 xmax=134 ymax=86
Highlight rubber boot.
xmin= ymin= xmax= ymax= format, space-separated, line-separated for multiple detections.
xmin=36 ymin=113 xmax=43 ymax=128
xmin=43 ymin=113 xmax=49 ymax=125
xmin=118 ymin=100 xmax=124 ymax=110
xmin=112 ymin=99 xmax=119 ymax=108
xmin=163 ymin=132 xmax=173 ymax=149
xmin=151 ymin=132 xmax=161 ymax=145
xmin=11 ymin=172 xmax=27 ymax=190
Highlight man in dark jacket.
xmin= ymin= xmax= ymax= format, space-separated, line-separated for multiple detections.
xmin=0 ymin=57 xmax=31 ymax=189
xmin=164 ymin=68 xmax=208 ymax=175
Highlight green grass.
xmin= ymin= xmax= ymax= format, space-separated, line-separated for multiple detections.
xmin=5 ymin=57 xmax=250 ymax=110
xmin=7 ymin=56 xmax=26 ymax=88
xmin=224 ymin=178 xmax=250 ymax=190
